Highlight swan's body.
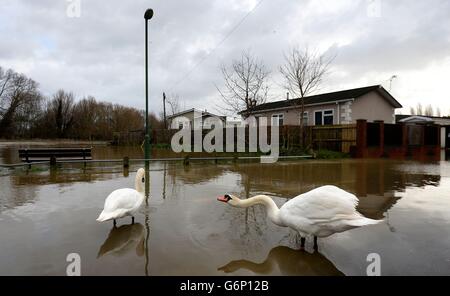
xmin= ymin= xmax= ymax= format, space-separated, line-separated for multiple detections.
xmin=218 ymin=185 xmax=381 ymax=246
xmin=97 ymin=168 xmax=146 ymax=226
xmin=279 ymin=185 xmax=380 ymax=237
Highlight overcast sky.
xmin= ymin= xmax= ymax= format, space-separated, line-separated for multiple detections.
xmin=1 ymin=0 xmax=449 ymax=116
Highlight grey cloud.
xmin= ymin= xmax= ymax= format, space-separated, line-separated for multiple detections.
xmin=1 ymin=0 xmax=449 ymax=114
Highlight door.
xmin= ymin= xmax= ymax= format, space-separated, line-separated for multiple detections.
xmin=446 ymin=126 xmax=450 ymax=149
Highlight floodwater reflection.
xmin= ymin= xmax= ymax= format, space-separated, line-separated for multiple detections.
xmin=97 ymin=223 xmax=145 ymax=258
xmin=1 ymin=152 xmax=450 ymax=275
xmin=218 ymin=246 xmax=344 ymax=276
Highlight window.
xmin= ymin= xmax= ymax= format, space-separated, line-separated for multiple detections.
xmin=271 ymin=114 xmax=284 ymax=126
xmin=300 ymin=111 xmax=308 ymax=126
xmin=172 ymin=117 xmax=190 ymax=129
xmin=324 ymin=110 xmax=334 ymax=125
xmin=314 ymin=110 xmax=334 ymax=126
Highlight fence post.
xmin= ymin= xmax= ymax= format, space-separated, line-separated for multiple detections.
xmin=401 ymin=123 xmax=408 ymax=158
xmin=420 ymin=125 xmax=426 ymax=158
xmin=437 ymin=125 xmax=441 ymax=148
xmin=123 ymin=156 xmax=129 ymax=169
xmin=356 ymin=119 xmax=367 ymax=158
xmin=437 ymin=125 xmax=442 ymax=160
xmin=375 ymin=120 xmax=384 ymax=157
xmin=183 ymin=155 xmax=190 ymax=166
xmin=50 ymin=156 xmax=57 ymax=167
xmin=83 ymin=148 xmax=87 ymax=168
xmin=24 ymin=149 xmax=32 ymax=169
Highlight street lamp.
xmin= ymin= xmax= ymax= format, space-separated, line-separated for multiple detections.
xmin=389 ymin=75 xmax=397 ymax=92
xmin=144 ymin=8 xmax=153 ymax=200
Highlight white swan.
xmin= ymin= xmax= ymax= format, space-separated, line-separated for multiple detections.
xmin=97 ymin=168 xmax=146 ymax=226
xmin=218 ymin=185 xmax=381 ymax=249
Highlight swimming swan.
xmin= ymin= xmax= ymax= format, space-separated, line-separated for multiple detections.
xmin=218 ymin=185 xmax=381 ymax=249
xmin=97 ymin=168 xmax=146 ymax=226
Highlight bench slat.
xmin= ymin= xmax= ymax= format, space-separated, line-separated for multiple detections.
xmin=19 ymin=152 xmax=92 ymax=157
xmin=18 ymin=148 xmax=92 ymax=163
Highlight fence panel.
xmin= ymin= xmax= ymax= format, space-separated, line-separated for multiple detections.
xmin=312 ymin=124 xmax=356 ymax=153
xmin=384 ymin=123 xmax=402 ymax=146
xmin=136 ymin=124 xmax=357 ymax=153
xmin=366 ymin=122 xmax=380 ymax=147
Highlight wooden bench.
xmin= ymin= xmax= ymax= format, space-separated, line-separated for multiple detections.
xmin=19 ymin=148 xmax=92 ymax=164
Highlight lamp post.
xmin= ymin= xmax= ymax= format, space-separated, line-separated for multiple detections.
xmin=389 ymin=75 xmax=397 ymax=92
xmin=144 ymin=8 xmax=153 ymax=201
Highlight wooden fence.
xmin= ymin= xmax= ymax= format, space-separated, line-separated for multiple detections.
xmin=125 ymin=124 xmax=357 ymax=153
xmin=111 ymin=120 xmax=441 ymax=160
xmin=307 ymin=124 xmax=356 ymax=153
xmin=355 ymin=119 xmax=441 ymax=160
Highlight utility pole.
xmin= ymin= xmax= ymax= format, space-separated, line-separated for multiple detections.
xmin=163 ymin=92 xmax=167 ymax=129
xmin=144 ymin=8 xmax=153 ymax=201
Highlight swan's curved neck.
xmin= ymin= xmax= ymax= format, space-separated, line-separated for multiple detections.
xmin=135 ymin=175 xmax=144 ymax=193
xmin=237 ymin=195 xmax=285 ymax=227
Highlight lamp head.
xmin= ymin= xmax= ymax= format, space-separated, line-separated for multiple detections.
xmin=144 ymin=9 xmax=154 ymax=20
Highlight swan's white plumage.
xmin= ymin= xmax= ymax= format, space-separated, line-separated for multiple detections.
xmin=97 ymin=189 xmax=144 ymax=221
xmin=222 ymin=185 xmax=381 ymax=238
xmin=96 ymin=169 xmax=145 ymax=223
xmin=279 ymin=185 xmax=379 ymax=237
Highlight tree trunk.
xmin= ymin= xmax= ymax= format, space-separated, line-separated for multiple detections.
xmin=0 ymin=101 xmax=19 ymax=138
xmin=299 ymin=98 xmax=305 ymax=149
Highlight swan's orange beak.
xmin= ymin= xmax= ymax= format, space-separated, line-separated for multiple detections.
xmin=217 ymin=195 xmax=228 ymax=203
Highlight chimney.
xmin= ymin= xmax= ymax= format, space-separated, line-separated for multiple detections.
xmin=286 ymin=92 xmax=290 ymax=100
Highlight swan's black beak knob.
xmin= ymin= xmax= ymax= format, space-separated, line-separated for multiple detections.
xmin=217 ymin=194 xmax=231 ymax=203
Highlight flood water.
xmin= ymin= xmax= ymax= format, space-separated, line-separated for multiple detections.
xmin=1 ymin=144 xmax=450 ymax=275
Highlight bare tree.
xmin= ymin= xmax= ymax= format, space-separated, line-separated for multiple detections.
xmin=47 ymin=90 xmax=76 ymax=138
xmin=0 ymin=67 xmax=14 ymax=102
xmin=416 ymin=103 xmax=423 ymax=115
xmin=424 ymin=104 xmax=434 ymax=116
xmin=216 ymin=51 xmax=270 ymax=116
xmin=0 ymin=65 xmax=168 ymax=141
xmin=0 ymin=66 xmax=41 ymax=138
xmin=72 ymin=96 xmax=100 ymax=140
xmin=279 ymin=46 xmax=334 ymax=147
xmin=166 ymin=93 xmax=181 ymax=115
xmin=409 ymin=103 xmax=442 ymax=117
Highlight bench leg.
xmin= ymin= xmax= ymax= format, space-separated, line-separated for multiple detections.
xmin=50 ymin=156 xmax=57 ymax=167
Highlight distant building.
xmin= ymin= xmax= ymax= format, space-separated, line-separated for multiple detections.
xmin=167 ymin=108 xmax=226 ymax=129
xmin=240 ymin=85 xmax=402 ymax=126
xmin=396 ymin=114 xmax=450 ymax=149
xmin=396 ymin=114 xmax=450 ymax=126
